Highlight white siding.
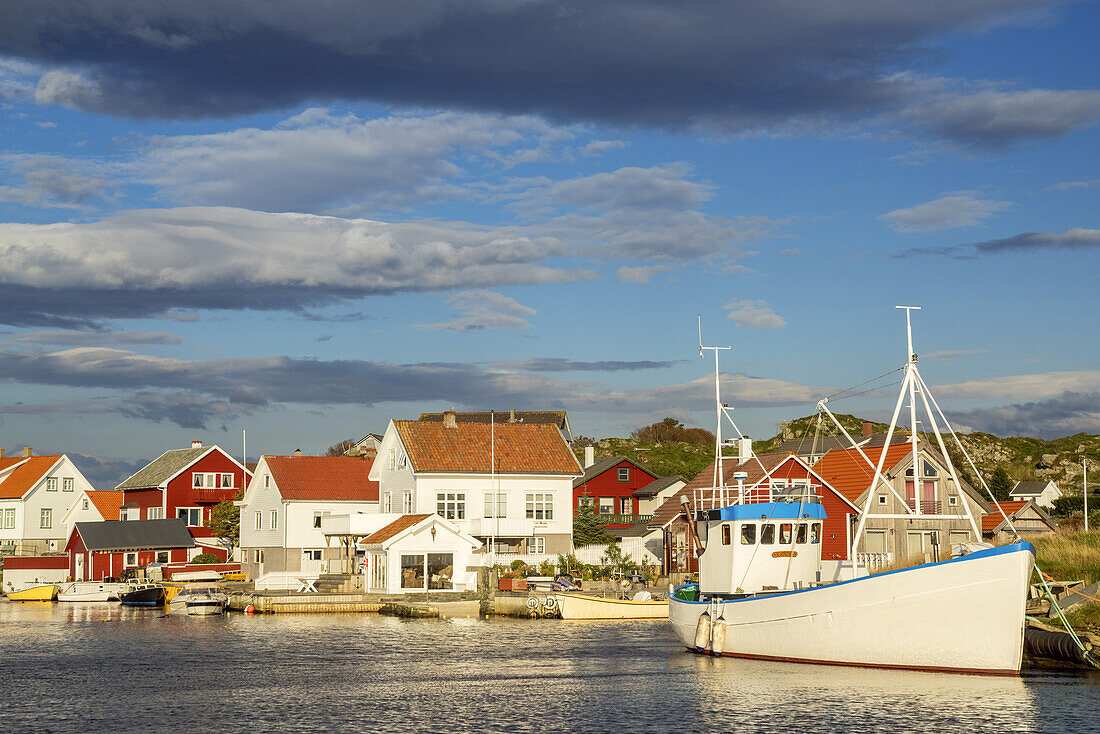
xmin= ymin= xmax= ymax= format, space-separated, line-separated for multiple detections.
xmin=284 ymin=501 xmax=379 ymax=549
xmin=239 ymin=459 xmax=285 ymax=550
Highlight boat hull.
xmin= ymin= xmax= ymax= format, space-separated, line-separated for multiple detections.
xmin=120 ymin=586 xmax=165 ymax=606
xmin=556 ymin=593 xmax=669 ymax=620
xmin=57 ymin=582 xmax=121 ymax=602
xmin=185 ymin=599 xmax=226 ymax=616
xmin=669 ymin=542 xmax=1035 ymax=675
xmin=6 ymin=584 xmax=59 ymax=602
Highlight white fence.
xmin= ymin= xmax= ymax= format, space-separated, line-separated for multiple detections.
xmin=575 ymin=538 xmax=660 ymax=566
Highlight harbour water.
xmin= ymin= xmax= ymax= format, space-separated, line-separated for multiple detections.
xmin=2 ymin=601 xmax=1098 ymax=733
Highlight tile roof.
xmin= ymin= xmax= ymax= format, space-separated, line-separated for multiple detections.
xmin=361 ymin=514 xmax=432 ymax=544
xmin=74 ymin=518 xmax=196 ymax=552
xmin=418 ymin=410 xmax=567 ymax=427
xmin=0 ymin=457 xmax=24 ymax=472
xmin=115 ymin=447 xmax=209 ymax=490
xmin=574 ymin=456 xmax=656 ymax=488
xmin=811 ymin=443 xmax=915 ymax=505
xmin=0 ymin=456 xmax=62 ymax=499
xmin=650 ymin=452 xmax=792 ymax=529
xmin=86 ymin=490 xmax=125 ymax=521
xmin=634 ymin=475 xmax=684 ymax=498
xmin=265 ymin=456 xmax=379 ymax=501
xmin=394 ymin=420 xmax=581 ymax=475
xmin=982 ymin=500 xmax=1030 ymax=533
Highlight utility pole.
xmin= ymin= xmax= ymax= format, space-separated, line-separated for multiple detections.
xmin=1085 ymin=458 xmax=1089 ymax=533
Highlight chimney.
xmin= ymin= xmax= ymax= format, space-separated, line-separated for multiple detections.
xmin=23 ymin=447 xmax=32 ymax=458
xmin=509 ymin=408 xmax=516 ymax=423
xmin=443 ymin=410 xmax=457 ymax=428
xmin=0 ymin=448 xmax=4 ymax=458
xmin=738 ymin=437 xmax=752 ymax=461
xmin=862 ymin=421 xmax=872 ymax=437
xmin=294 ymin=449 xmax=302 ymax=457
xmin=191 ymin=440 xmax=203 ymax=449
xmin=584 ymin=446 xmax=595 ymax=468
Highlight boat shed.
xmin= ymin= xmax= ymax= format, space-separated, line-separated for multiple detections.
xmin=66 ymin=518 xmax=196 ymax=581
xmin=358 ymin=514 xmax=481 ymax=594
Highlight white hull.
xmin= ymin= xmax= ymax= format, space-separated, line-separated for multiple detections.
xmin=57 ymin=582 xmax=122 ymax=602
xmin=186 ymin=602 xmax=225 ymax=616
xmin=556 ymin=593 xmax=669 ymax=620
xmin=669 ymin=543 xmax=1034 ymax=675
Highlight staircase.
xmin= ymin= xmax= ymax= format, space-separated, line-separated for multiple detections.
xmin=313 ymin=574 xmax=364 ymax=593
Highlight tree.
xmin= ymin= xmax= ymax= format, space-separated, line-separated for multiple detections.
xmin=988 ymin=467 xmax=1013 ymax=502
xmin=326 ymin=438 xmax=357 ymax=456
xmin=573 ymin=511 xmax=613 ymax=546
xmin=630 ymin=418 xmax=714 ymax=445
xmin=209 ymin=496 xmax=241 ymax=546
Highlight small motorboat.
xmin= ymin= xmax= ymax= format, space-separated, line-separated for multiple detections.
xmin=555 ymin=591 xmax=669 ymax=620
xmin=57 ymin=582 xmax=122 ymax=602
xmin=184 ymin=588 xmax=227 ymax=616
xmin=119 ymin=582 xmax=166 ymax=606
xmin=6 ymin=583 xmax=60 ymax=602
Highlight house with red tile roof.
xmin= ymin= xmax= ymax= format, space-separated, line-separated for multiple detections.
xmin=0 ymin=450 xmax=94 ymax=555
xmin=61 ymin=489 xmax=126 ymax=540
xmin=358 ymin=513 xmax=481 ymax=594
xmin=982 ymin=499 xmax=1056 ymax=543
xmin=370 ymin=411 xmax=583 ymax=559
xmin=237 ymin=454 xmax=380 ymax=579
xmin=813 ymin=439 xmax=991 ymax=569
xmin=650 ymin=449 xmax=860 ymax=574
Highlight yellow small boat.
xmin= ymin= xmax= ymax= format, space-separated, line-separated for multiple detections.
xmin=7 ymin=583 xmax=60 ymax=602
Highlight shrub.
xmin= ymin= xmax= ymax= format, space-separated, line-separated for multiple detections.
xmin=190 ymin=553 xmax=221 ymax=565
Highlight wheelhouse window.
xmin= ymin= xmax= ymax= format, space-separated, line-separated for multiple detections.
xmin=796 ymin=523 xmax=808 ymax=544
xmin=526 ymin=493 xmax=553 ymax=520
xmin=436 ymin=493 xmax=465 ymax=520
xmin=740 ymin=523 xmax=756 ymax=545
xmin=811 ymin=523 xmax=821 ymax=544
xmin=760 ymin=524 xmax=775 ymax=544
xmin=178 ymin=507 xmax=202 ymax=527
xmin=617 ymin=467 xmax=629 ymax=482
xmin=779 ymin=523 xmax=793 ymax=544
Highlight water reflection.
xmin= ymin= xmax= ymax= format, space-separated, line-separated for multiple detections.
xmin=0 ymin=601 xmax=1096 ymax=733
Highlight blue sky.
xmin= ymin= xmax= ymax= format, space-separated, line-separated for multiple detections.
xmin=0 ymin=1 xmax=1097 ymax=485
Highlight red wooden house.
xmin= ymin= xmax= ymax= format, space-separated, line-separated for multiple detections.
xmin=650 ymin=451 xmax=860 ymax=574
xmin=573 ymin=456 xmax=658 ymax=527
xmin=115 ymin=440 xmax=250 ymax=560
xmin=66 ymin=519 xmax=196 ymax=581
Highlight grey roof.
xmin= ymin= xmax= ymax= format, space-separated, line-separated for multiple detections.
xmin=73 ymin=519 xmax=196 ymax=552
xmin=606 ymin=523 xmax=654 ymax=539
xmin=1011 ymin=480 xmax=1054 ymax=495
xmin=115 ymin=447 xmax=209 ymax=490
xmin=775 ymin=432 xmax=912 ymax=456
xmin=573 ymin=456 xmax=655 ymax=489
xmin=633 ymin=475 xmax=683 ymax=498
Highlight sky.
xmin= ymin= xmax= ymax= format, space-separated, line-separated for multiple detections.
xmin=0 ymin=1 xmax=1097 ymax=486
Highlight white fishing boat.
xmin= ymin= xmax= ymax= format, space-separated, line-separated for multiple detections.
xmin=57 ymin=581 xmax=122 ymax=602
xmin=668 ymin=313 xmax=1037 ymax=675
xmin=182 ymin=587 xmax=227 ymax=615
xmin=556 ymin=591 xmax=668 ymax=620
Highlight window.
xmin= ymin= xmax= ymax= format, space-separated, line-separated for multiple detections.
xmin=255 ymin=550 xmax=265 ymax=564
xmin=82 ymin=498 xmax=89 ymax=511
xmin=147 ymin=507 xmax=162 ymax=520
xmin=401 ymin=554 xmax=425 ymax=589
xmin=1 ymin=509 xmax=13 ymax=529
xmin=760 ymin=524 xmax=775 ymax=544
xmin=597 ymin=497 xmax=614 ymax=515
xmin=721 ymin=524 xmax=731 ymax=545
xmin=314 ymin=511 xmax=323 ymax=528
xmin=40 ymin=508 xmax=52 ymax=528
xmin=949 ymin=531 xmax=970 ymax=545
xmin=389 ymin=449 xmax=397 ymax=470
xmin=63 ymin=478 xmax=74 ymax=492
xmin=254 ymin=511 xmax=262 ymax=530
xmin=796 ymin=523 xmax=808 ymax=544
xmin=242 ymin=550 xmax=248 ymax=563
xmin=865 ymin=530 xmax=888 ymax=554
xmin=156 ymin=551 xmax=170 ymax=564
xmin=124 ymin=552 xmax=138 ymax=567
xmin=436 ymin=493 xmax=465 ymax=520
xmin=193 ymin=473 xmax=234 ymax=489
xmin=46 ymin=477 xmax=57 ymax=492
xmin=265 ymin=475 xmax=270 ymax=488
xmin=878 ymin=495 xmax=888 ymax=505
xmin=620 ymin=497 xmax=631 ymax=514
xmin=526 ymin=493 xmax=553 ymax=520
xmin=178 ymin=508 xmax=202 ymax=527
xmin=741 ymin=523 xmax=756 ymax=545
xmin=383 ymin=493 xmax=392 ymax=513
xmin=617 ymin=467 xmax=629 ymax=482
xmin=270 ymin=510 xmax=278 ymax=530
xmin=371 ymin=553 xmax=386 ymax=590
xmin=527 ymin=537 xmax=545 ymax=554
xmin=949 ymin=496 xmax=959 ymax=506
xmin=484 ymin=492 xmax=507 ymax=518
xmin=402 ymin=492 xmax=413 ymax=513
xmin=811 ymin=523 xmax=821 ymax=544
xmin=304 ymin=550 xmax=323 ymax=561
xmin=779 ymin=523 xmax=793 ymax=544
xmin=427 ymin=553 xmax=454 ymax=589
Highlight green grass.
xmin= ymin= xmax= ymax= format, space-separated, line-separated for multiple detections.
xmin=574 ymin=438 xmax=714 ymax=480
xmin=1031 ymin=531 xmax=1100 ymax=586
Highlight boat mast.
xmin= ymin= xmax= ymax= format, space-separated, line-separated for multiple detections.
xmin=900 ymin=306 xmax=922 ymax=516
xmin=699 ymin=317 xmax=732 ymax=505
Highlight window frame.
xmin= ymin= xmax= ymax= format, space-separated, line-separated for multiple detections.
xmin=62 ymin=477 xmax=74 ymax=492
xmin=270 ymin=509 xmax=278 ymax=530
xmin=124 ymin=552 xmax=138 ymax=567
xmin=147 ymin=506 xmax=162 ymax=520
xmin=254 ymin=511 xmax=262 ymax=530
xmin=1 ymin=508 xmax=14 ymax=529
xmin=40 ymin=507 xmax=52 ymax=529
xmin=740 ymin=523 xmax=756 ymax=545
xmin=526 ymin=493 xmax=553 ymax=520
xmin=483 ymin=491 xmax=507 ymax=518
xmin=617 ymin=467 xmax=630 ymax=482
xmin=46 ymin=477 xmax=58 ymax=492
xmin=178 ymin=507 xmax=202 ymax=527
xmin=402 ymin=492 xmax=413 ymax=514
xmin=435 ymin=492 xmax=466 ymax=520
xmin=528 ymin=537 xmax=545 ymax=554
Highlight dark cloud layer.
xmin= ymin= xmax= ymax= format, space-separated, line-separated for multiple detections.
xmin=949 ymin=391 xmax=1100 ymax=438
xmin=2 ymin=1 xmax=1093 ymax=142
xmin=496 ymin=358 xmax=680 ymax=372
xmin=897 ymin=227 xmax=1100 ymax=258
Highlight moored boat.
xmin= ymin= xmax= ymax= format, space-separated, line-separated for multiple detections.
xmin=183 ymin=588 xmax=227 ymax=615
xmin=119 ymin=582 xmax=166 ymax=606
xmin=6 ymin=583 xmax=59 ymax=602
xmin=57 ymin=581 xmax=122 ymax=602
xmin=556 ymin=592 xmax=668 ymax=620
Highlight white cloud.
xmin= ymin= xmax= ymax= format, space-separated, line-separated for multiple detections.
xmin=414 ymin=290 xmax=537 ymax=332
xmin=617 ymin=265 xmax=669 ymax=284
xmin=936 ymin=370 xmax=1100 ymax=401
xmin=881 ymin=192 xmax=1012 ymax=232
xmin=1044 ymin=180 xmax=1100 ymax=192
xmin=581 ymin=140 xmax=628 ymax=157
xmin=724 ymin=299 xmax=787 ymax=329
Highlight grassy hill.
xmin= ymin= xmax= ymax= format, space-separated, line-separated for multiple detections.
xmin=573 ymin=438 xmax=714 ymax=481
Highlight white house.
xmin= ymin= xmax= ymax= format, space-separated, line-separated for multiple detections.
xmin=370 ymin=411 xmax=583 ymax=559
xmin=61 ymin=489 xmax=125 ymax=541
xmin=237 ymin=454 xmax=379 ymax=580
xmin=359 ymin=513 xmax=482 ymax=594
xmin=1009 ymin=480 xmax=1062 ymax=509
xmin=0 ymin=452 xmax=94 ymax=555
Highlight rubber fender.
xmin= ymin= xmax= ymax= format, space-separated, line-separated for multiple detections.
xmin=1024 ymin=628 xmax=1089 ymax=664
xmin=694 ymin=610 xmax=712 ymax=653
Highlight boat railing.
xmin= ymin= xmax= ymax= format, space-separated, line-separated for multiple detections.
xmin=691 ymin=485 xmax=824 ymax=510
xmin=856 ymin=552 xmax=894 ymax=571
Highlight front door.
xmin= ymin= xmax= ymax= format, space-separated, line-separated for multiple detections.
xmin=75 ymin=554 xmax=85 ymax=581
xmin=906 ymin=531 xmax=941 ymax=563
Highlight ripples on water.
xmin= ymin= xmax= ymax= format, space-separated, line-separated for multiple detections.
xmin=1 ymin=601 xmax=1098 ymax=733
